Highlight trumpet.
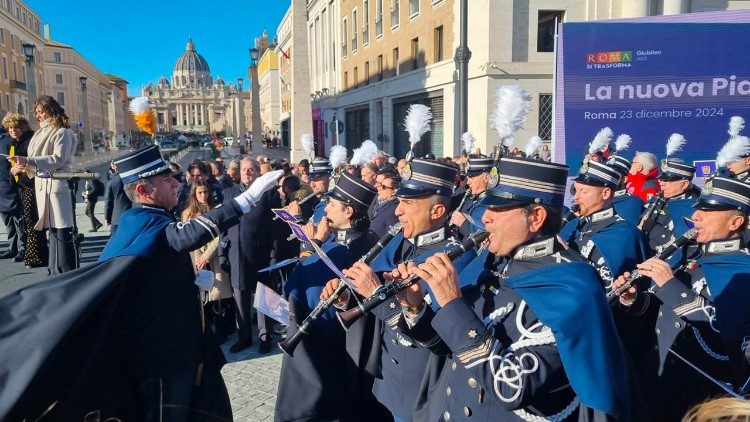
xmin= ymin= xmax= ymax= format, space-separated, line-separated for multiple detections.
xmin=278 ymin=222 xmax=403 ymax=356
xmin=336 ymin=229 xmax=489 ymax=330
xmin=606 ymin=227 xmax=697 ymax=302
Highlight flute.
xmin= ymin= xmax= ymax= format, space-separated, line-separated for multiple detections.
xmin=278 ymin=222 xmax=403 ymax=356
xmin=336 ymin=229 xmax=489 ymax=330
xmin=606 ymin=227 xmax=697 ymax=302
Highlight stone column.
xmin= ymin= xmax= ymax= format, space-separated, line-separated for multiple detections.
xmin=662 ymin=0 xmax=683 ymax=15
xmin=290 ymin=0 xmax=314 ymax=163
xmin=177 ymin=103 xmax=183 ymax=126
xmin=620 ymin=0 xmax=649 ymax=17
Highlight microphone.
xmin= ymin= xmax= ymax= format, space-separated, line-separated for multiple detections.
xmin=36 ymin=171 xmax=101 ymax=179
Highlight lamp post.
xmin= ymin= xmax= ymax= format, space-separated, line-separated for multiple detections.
xmin=21 ymin=42 xmax=36 ymax=123
xmin=79 ymin=76 xmax=92 ymax=153
xmin=454 ymin=0 xmax=471 ymax=148
xmin=236 ymin=77 xmax=245 ymax=149
xmin=249 ymin=47 xmax=261 ymax=152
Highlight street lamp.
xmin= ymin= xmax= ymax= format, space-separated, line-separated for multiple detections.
xmin=21 ymin=42 xmax=36 ymax=122
xmin=236 ymin=77 xmax=245 ymax=149
xmin=248 ymin=46 xmax=261 ymax=152
xmin=79 ymin=76 xmax=92 ymax=153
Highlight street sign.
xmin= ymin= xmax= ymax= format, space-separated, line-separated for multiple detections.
xmin=77 ymin=121 xmax=84 ymax=128
xmin=330 ymin=119 xmax=344 ymax=135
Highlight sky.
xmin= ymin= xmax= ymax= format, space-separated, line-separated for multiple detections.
xmin=25 ymin=0 xmax=290 ymax=96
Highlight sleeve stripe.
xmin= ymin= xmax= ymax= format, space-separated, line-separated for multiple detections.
xmin=196 ymin=215 xmax=220 ymax=237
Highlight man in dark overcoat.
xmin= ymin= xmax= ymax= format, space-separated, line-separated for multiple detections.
xmin=104 ymin=161 xmax=132 ymax=236
xmin=221 ymin=157 xmax=281 ymax=353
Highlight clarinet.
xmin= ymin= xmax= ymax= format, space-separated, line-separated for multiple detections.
xmin=606 ymin=227 xmax=697 ymax=302
xmin=639 ymin=192 xmax=667 ymax=235
xmin=454 ymin=188 xmax=472 ymax=214
xmin=273 ymin=189 xmax=321 ymax=221
xmin=561 ymin=204 xmax=580 ymax=226
xmin=336 ymin=229 xmax=489 ymax=330
xmin=278 ymin=222 xmax=403 ymax=356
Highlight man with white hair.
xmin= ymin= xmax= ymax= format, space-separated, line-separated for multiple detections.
xmin=626 ymin=151 xmax=661 ymax=202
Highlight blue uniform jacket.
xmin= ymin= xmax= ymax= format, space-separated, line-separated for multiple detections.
xmin=613 ymin=189 xmax=644 ymax=226
xmin=367 ymin=226 xmax=476 ymax=421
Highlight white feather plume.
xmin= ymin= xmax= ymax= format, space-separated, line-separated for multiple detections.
xmin=728 ymin=116 xmax=745 ymax=138
xmin=666 ymin=133 xmax=686 ymax=157
xmin=490 ymin=85 xmax=532 ymax=146
xmin=615 ymin=134 xmax=632 ymax=152
xmin=588 ymin=127 xmax=613 ymax=154
xmin=329 ymin=145 xmax=348 ymax=169
xmin=716 ymin=135 xmax=750 ymax=167
xmin=524 ymin=136 xmax=542 ymax=157
xmin=461 ymin=132 xmax=476 ymax=155
xmin=351 ymin=140 xmax=378 ymax=166
xmin=403 ymin=104 xmax=432 ymax=149
xmin=301 ymin=134 xmax=315 ymax=158
xmin=128 ymin=96 xmax=150 ymax=114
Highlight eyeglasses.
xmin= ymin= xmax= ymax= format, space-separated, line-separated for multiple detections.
xmin=376 ymin=182 xmax=395 ymax=190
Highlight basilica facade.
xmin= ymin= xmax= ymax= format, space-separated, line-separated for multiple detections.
xmin=142 ymin=38 xmax=240 ymax=135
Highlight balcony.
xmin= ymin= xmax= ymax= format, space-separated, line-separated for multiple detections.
xmin=9 ymin=79 xmax=26 ymax=91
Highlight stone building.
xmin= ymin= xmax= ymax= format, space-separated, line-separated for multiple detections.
xmin=308 ymin=0 xmax=750 ymax=159
xmin=143 ymin=38 xmax=239 ymax=135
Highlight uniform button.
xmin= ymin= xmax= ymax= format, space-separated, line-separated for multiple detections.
xmin=391 ymin=358 xmax=398 ymax=364
xmin=443 ymin=411 xmax=451 ymax=421
xmin=452 ymin=361 xmax=457 ymax=371
xmin=674 ymin=322 xmax=681 ymax=329
xmin=468 ymin=378 xmax=477 ymax=388
xmin=658 ymin=311 xmax=663 ymax=317
xmin=446 ymin=387 xmax=452 ymax=396
xmin=654 ymin=345 xmax=659 ymax=351
xmin=464 ymin=406 xmax=472 ymax=417
xmin=655 ymin=328 xmax=661 ymax=335
xmin=391 ymin=339 xmax=398 ymax=345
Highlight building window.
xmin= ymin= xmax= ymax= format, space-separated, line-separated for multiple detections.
xmin=56 ymin=92 xmax=65 ymax=105
xmin=55 ymin=73 xmax=63 ymax=84
xmin=538 ymin=94 xmax=553 ymax=140
xmin=365 ymin=61 xmax=370 ymax=85
xmin=353 ymin=66 xmax=359 ymax=88
xmin=434 ymin=25 xmax=444 ymax=62
xmin=53 ymin=52 xmax=61 ymax=62
xmin=342 ymin=18 xmax=348 ymax=57
xmin=377 ymin=54 xmax=383 ymax=81
xmin=409 ymin=0 xmax=419 ymax=17
xmin=393 ymin=47 xmax=399 ymax=76
xmin=375 ymin=0 xmax=383 ymax=37
xmin=537 ymin=10 xmax=564 ymax=52
xmin=363 ymin=0 xmax=370 ymax=45
xmin=1 ymin=57 xmax=6 ymax=80
xmin=12 ymin=61 xmax=16 ymax=80
xmin=344 ymin=71 xmax=349 ymax=90
xmin=352 ymin=9 xmax=358 ymax=52
xmin=410 ymin=37 xmax=419 ymax=70
xmin=391 ymin=0 xmax=400 ymax=28
xmin=158 ymin=112 xmax=165 ymax=125
xmin=0 ymin=28 xmax=4 ymax=45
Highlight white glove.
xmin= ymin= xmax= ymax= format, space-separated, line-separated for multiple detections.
xmin=195 ymin=269 xmax=215 ymax=291
xmin=233 ymin=169 xmax=284 ymax=212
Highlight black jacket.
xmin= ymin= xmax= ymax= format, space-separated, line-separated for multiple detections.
xmin=0 ymin=128 xmax=20 ymax=213
xmin=104 ymin=173 xmax=132 ymax=225
xmin=220 ymin=184 xmax=281 ymax=290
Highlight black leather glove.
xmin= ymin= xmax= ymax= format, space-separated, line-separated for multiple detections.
xmin=219 ymin=256 xmax=231 ymax=274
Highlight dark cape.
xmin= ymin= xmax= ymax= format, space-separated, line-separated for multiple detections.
xmin=0 ymin=207 xmax=231 ymax=421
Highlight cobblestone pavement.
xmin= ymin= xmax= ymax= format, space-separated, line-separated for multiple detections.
xmin=0 ymin=145 xmax=290 ymax=421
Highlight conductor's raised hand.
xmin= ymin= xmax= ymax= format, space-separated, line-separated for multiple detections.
xmin=413 ymin=253 xmax=460 ymax=307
